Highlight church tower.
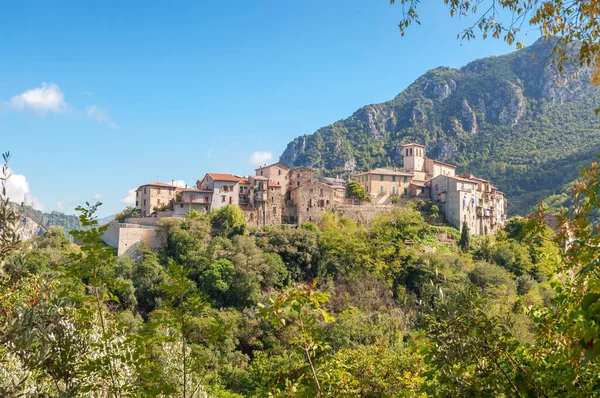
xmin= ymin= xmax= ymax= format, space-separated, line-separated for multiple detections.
xmin=402 ymin=143 xmax=426 ymax=173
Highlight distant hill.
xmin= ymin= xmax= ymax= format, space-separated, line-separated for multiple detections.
xmin=21 ymin=205 xmax=82 ymax=233
xmin=98 ymin=214 xmax=117 ymax=225
xmin=280 ymin=38 xmax=600 ymax=215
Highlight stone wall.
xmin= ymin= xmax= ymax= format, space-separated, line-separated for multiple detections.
xmin=124 ymin=217 xmax=161 ymax=226
xmin=334 ymin=204 xmax=395 ymax=227
xmin=102 ymin=221 xmax=165 ymax=257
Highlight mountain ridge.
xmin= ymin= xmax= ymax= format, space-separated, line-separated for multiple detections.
xmin=279 ymin=38 xmax=600 ymax=215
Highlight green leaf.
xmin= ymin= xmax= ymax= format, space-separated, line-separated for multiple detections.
xmin=582 ymin=293 xmax=600 ymax=311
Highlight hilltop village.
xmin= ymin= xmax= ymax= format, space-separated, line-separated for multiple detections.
xmin=130 ymin=143 xmax=507 ymax=234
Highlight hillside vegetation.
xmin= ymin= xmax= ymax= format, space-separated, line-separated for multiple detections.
xmin=280 ymin=38 xmax=600 ymax=215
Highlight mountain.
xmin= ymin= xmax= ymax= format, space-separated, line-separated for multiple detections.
xmin=98 ymin=214 xmax=117 ymax=225
xmin=21 ymin=205 xmax=83 ymax=233
xmin=280 ymin=38 xmax=600 ymax=215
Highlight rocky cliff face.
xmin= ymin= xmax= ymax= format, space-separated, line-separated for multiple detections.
xmin=18 ymin=217 xmax=45 ymax=241
xmin=279 ymin=38 xmax=600 ymax=214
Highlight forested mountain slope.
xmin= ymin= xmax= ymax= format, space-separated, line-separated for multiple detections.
xmin=280 ymin=38 xmax=600 ymax=215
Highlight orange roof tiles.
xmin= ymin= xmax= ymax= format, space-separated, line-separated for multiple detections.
xmin=207 ymin=173 xmax=244 ymax=182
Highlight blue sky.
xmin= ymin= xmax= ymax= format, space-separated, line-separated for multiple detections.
xmin=1 ymin=1 xmax=540 ymax=217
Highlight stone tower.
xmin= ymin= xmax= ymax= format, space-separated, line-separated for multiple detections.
xmin=401 ymin=143 xmax=426 ymax=172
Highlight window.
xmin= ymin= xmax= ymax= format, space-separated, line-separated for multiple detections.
xmin=404 ymin=176 xmax=408 ymax=183
xmin=136 ymin=201 xmax=138 ymax=207
xmin=180 ymin=204 xmax=184 ymax=208
xmin=404 ymin=188 xmax=408 ymax=195
xmin=310 ymin=188 xmax=313 ymax=194
xmin=260 ymin=170 xmax=263 ymax=176
xmin=392 ymin=186 xmax=396 ymax=194
xmin=320 ymin=188 xmax=323 ymax=197
xmin=143 ymin=199 xmax=146 ymax=206
xmin=144 ymin=188 xmax=147 ymax=194
xmin=273 ymin=206 xmax=276 ymax=213
xmin=190 ymin=194 xmax=195 ymax=201
xmin=365 ymin=176 xmax=368 ymax=182
xmin=297 ymin=181 xmax=300 ymax=187
xmin=380 ymin=175 xmax=384 ymax=181
xmin=435 ymin=184 xmax=439 ymax=191
xmin=205 ymin=196 xmax=209 ymax=203
xmin=158 ymin=188 xmax=161 ymax=194
xmin=229 ymin=196 xmax=232 ymax=204
xmin=380 ymin=186 xmax=384 ymax=194
xmin=222 ymin=195 xmax=226 ymax=203
xmin=308 ymin=199 xmax=312 ymax=207
xmin=278 ymin=170 xmax=281 ymax=176
xmin=392 ymin=176 xmax=396 ymax=182
xmin=297 ymin=173 xmax=300 ymax=178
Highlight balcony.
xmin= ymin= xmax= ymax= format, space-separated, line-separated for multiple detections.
xmin=255 ymin=191 xmax=266 ymax=202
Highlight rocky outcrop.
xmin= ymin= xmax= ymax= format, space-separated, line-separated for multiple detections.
xmin=18 ymin=217 xmax=45 ymax=241
xmin=460 ymin=99 xmax=478 ymax=133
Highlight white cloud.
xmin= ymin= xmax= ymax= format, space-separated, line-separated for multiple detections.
xmin=121 ymin=189 xmax=136 ymax=206
xmin=56 ymin=201 xmax=64 ymax=210
xmin=93 ymin=193 xmax=102 ymax=200
xmin=249 ymin=151 xmax=273 ymax=166
xmin=4 ymin=168 xmax=45 ymax=210
xmin=10 ymin=82 xmax=68 ymax=113
xmin=86 ymin=105 xmax=118 ymax=129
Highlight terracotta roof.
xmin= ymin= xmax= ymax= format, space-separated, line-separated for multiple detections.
xmin=410 ymin=181 xmax=427 ymax=187
xmin=255 ymin=162 xmax=290 ymax=171
xmin=206 ymin=173 xmax=244 ymax=182
xmin=355 ymin=168 xmax=412 ymax=177
xmin=458 ymin=173 xmax=489 ymax=182
xmin=268 ymin=182 xmax=281 ymax=188
xmin=180 ymin=188 xmax=208 ymax=193
xmin=451 ymin=176 xmax=478 ymax=184
xmin=138 ymin=182 xmax=178 ymax=189
xmin=401 ymin=143 xmax=426 ymax=148
xmin=432 ymin=159 xmax=457 ymax=169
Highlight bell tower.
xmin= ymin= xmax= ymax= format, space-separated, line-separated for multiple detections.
xmin=402 ymin=143 xmax=426 ymax=172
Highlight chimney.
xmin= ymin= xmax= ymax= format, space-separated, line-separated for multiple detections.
xmin=171 ymin=179 xmax=175 ymax=186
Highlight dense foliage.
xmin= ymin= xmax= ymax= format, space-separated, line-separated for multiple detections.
xmin=21 ymin=203 xmax=83 ymax=232
xmin=2 ymin=150 xmax=600 ymax=396
xmin=280 ymin=38 xmax=600 ymax=215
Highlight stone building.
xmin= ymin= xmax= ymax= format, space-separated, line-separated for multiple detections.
xmin=353 ymin=168 xmax=413 ymax=204
xmin=289 ymin=180 xmax=340 ymax=224
xmin=401 ymin=143 xmax=456 ymax=182
xmin=173 ymin=188 xmax=212 ymax=217
xmin=290 ymin=167 xmax=314 ymax=188
xmin=135 ymin=182 xmax=179 ymax=216
xmin=349 ymin=142 xmax=507 ymax=235
xmin=429 ymin=173 xmax=507 ymax=235
xmin=255 ymin=162 xmax=290 ymax=191
xmin=197 ymin=173 xmax=243 ymax=210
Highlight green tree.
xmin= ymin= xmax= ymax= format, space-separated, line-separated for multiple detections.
xmin=211 ymin=205 xmax=246 ymax=237
xmin=346 ymin=181 xmax=370 ymax=202
xmin=257 ymin=283 xmax=335 ymax=397
xmin=0 ymin=152 xmax=23 ymax=262
xmin=459 ymin=223 xmax=470 ymax=252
